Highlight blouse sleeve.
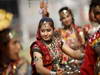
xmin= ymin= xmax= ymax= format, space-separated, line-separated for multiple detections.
xmin=32 ymin=44 xmax=42 ymax=54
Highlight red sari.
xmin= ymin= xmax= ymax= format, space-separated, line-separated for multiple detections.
xmin=30 ymin=40 xmax=53 ymax=74
xmin=80 ymin=44 xmax=97 ymax=75
xmin=30 ymin=38 xmax=63 ymax=75
xmin=80 ymin=29 xmax=100 ymax=75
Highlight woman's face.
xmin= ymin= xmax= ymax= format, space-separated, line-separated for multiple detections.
xmin=6 ymin=39 xmax=21 ymax=61
xmin=89 ymin=8 xmax=96 ymax=22
xmin=94 ymin=5 xmax=100 ymax=24
xmin=95 ymin=12 xmax=100 ymax=24
xmin=60 ymin=11 xmax=73 ymax=27
xmin=40 ymin=22 xmax=54 ymax=41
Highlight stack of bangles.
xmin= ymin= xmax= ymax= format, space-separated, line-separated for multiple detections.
xmin=50 ymin=71 xmax=56 ymax=75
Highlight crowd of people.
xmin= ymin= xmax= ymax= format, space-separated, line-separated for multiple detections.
xmin=0 ymin=0 xmax=100 ymax=75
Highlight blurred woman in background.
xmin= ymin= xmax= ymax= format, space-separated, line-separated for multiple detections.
xmin=0 ymin=9 xmax=31 ymax=75
xmin=56 ymin=6 xmax=85 ymax=75
xmin=80 ymin=0 xmax=100 ymax=75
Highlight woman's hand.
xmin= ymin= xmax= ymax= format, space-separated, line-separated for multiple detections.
xmin=75 ymin=50 xmax=85 ymax=60
xmin=56 ymin=69 xmax=64 ymax=75
xmin=62 ymin=40 xmax=84 ymax=59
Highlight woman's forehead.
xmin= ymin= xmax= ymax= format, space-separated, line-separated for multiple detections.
xmin=41 ymin=22 xmax=52 ymax=29
xmin=8 ymin=38 xmax=19 ymax=46
xmin=60 ymin=10 xmax=70 ymax=17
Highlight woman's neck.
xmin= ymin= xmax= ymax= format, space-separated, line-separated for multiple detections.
xmin=63 ymin=25 xmax=73 ymax=31
xmin=42 ymin=39 xmax=53 ymax=45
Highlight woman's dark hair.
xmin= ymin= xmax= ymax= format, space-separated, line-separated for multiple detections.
xmin=89 ymin=0 xmax=100 ymax=22
xmin=59 ymin=6 xmax=75 ymax=24
xmin=0 ymin=28 xmax=12 ymax=48
xmin=90 ymin=0 xmax=100 ymax=7
xmin=38 ymin=17 xmax=55 ymax=30
xmin=0 ymin=28 xmax=12 ymax=57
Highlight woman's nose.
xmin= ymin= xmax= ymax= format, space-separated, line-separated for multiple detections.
xmin=16 ymin=43 xmax=21 ymax=50
xmin=44 ymin=31 xmax=48 ymax=35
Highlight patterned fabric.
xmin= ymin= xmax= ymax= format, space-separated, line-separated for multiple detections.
xmin=0 ymin=58 xmax=32 ymax=75
xmin=83 ymin=23 xmax=100 ymax=41
xmin=88 ymin=28 xmax=100 ymax=47
xmin=89 ymin=28 xmax=100 ymax=75
xmin=80 ymin=27 xmax=100 ymax=75
xmin=80 ymin=44 xmax=96 ymax=75
xmin=57 ymin=25 xmax=83 ymax=75
xmin=30 ymin=36 xmax=63 ymax=74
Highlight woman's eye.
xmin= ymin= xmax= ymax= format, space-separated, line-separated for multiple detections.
xmin=61 ymin=17 xmax=65 ymax=20
xmin=13 ymin=40 xmax=19 ymax=44
xmin=47 ymin=29 xmax=51 ymax=32
xmin=41 ymin=30 xmax=45 ymax=32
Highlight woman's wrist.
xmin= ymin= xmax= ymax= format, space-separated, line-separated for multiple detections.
xmin=50 ymin=71 xmax=56 ymax=75
xmin=79 ymin=53 xmax=84 ymax=60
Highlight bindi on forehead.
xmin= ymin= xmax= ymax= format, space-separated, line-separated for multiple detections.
xmin=61 ymin=10 xmax=69 ymax=16
xmin=44 ymin=24 xmax=49 ymax=28
xmin=42 ymin=22 xmax=50 ymax=28
xmin=62 ymin=10 xmax=69 ymax=15
xmin=41 ymin=21 xmax=53 ymax=29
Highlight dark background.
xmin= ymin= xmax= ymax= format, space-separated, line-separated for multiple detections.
xmin=0 ymin=0 xmax=19 ymax=17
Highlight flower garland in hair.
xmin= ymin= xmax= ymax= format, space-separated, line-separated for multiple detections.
xmin=0 ymin=9 xmax=13 ymax=31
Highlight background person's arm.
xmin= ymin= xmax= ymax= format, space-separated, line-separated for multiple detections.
xmin=62 ymin=40 xmax=84 ymax=59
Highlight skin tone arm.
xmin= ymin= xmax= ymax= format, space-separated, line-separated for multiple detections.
xmin=33 ymin=52 xmax=63 ymax=75
xmin=62 ymin=40 xmax=84 ymax=59
xmin=33 ymin=52 xmax=50 ymax=75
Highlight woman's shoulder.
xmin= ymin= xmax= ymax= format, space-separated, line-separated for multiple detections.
xmin=30 ymin=41 xmax=40 ymax=49
xmin=30 ymin=40 xmax=43 ymax=54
